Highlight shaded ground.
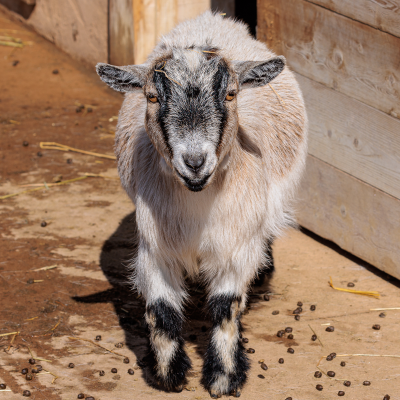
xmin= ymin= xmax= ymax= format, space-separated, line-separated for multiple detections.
xmin=1 ymin=9 xmax=400 ymax=400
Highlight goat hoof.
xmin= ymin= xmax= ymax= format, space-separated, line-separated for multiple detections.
xmin=175 ymin=384 xmax=184 ymax=393
xmin=231 ymin=389 xmax=241 ymax=397
xmin=210 ymin=390 xmax=222 ymax=398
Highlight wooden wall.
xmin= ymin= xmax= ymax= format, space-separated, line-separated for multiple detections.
xmin=258 ymin=0 xmax=400 ymax=279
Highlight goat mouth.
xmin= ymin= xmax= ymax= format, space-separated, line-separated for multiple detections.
xmin=176 ymin=171 xmax=211 ymax=192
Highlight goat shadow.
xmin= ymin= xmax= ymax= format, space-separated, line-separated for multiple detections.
xmin=72 ymin=210 xmax=272 ymax=389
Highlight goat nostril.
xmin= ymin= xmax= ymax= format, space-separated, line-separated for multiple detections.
xmin=184 ymin=155 xmax=205 ymax=172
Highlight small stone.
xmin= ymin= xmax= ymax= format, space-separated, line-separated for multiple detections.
xmin=327 ymin=371 xmax=335 ymax=377
xmin=111 ymin=368 xmax=118 ymax=373
xmin=258 ymin=359 xmax=264 ymax=363
xmin=272 ymin=310 xmax=279 ymax=315
xmin=316 ymin=384 xmax=323 ymax=391
xmin=326 ymin=326 xmax=334 ymax=332
xmin=294 ymin=315 xmax=300 ymax=321
xmin=123 ymin=357 xmax=130 ymax=364
xmin=257 ymin=374 xmax=265 ymax=379
xmin=95 ymin=335 xmax=101 ymax=341
xmin=115 ymin=342 xmax=123 ymax=348
xmin=23 ymin=390 xmax=31 ymax=397
xmin=338 ymin=391 xmax=345 ymax=396
xmin=29 ymin=359 xmax=36 ymax=365
xmin=263 ymin=294 xmax=270 ymax=301
xmin=242 ymin=337 xmax=249 ymax=343
xmin=311 ymin=334 xmax=317 ymax=341
xmin=22 ymin=368 xmax=28 ymax=375
xmin=68 ymin=363 xmax=75 ymax=368
xmin=37 ymin=151 xmax=43 ymax=157
xmin=340 ymin=361 xmax=346 ymax=367
xmin=0 ymin=384 xmax=6 ymax=389
xmin=52 ymin=69 xmax=59 ymax=74
xmin=363 ymin=381 xmax=371 ymax=386
xmin=297 ymin=302 xmax=303 ymax=307
xmin=287 ymin=334 xmax=294 ymax=340
xmin=128 ymin=369 xmax=134 ymax=375
xmin=247 ymin=348 xmax=255 ymax=354
xmin=260 ymin=363 xmax=268 ymax=371
xmin=383 ymin=395 xmax=390 ymax=400
xmin=99 ymin=371 xmax=105 ymax=376
xmin=13 ymin=60 xmax=19 ymax=66
xmin=379 ymin=312 xmax=386 ymax=318
xmin=26 ymin=374 xmax=33 ymax=381
xmin=41 ymin=221 xmax=47 ymax=227
xmin=278 ymin=358 xmax=284 ymax=364
xmin=372 ymin=324 xmax=381 ymax=330
xmin=343 ymin=381 xmax=351 ymax=387
xmin=314 ymin=371 xmax=322 ymax=378
xmin=277 ymin=330 xmax=284 ymax=338
xmin=285 ymin=327 xmax=293 ymax=333
xmin=347 ymin=282 xmax=355 ymax=287
xmin=77 ymin=394 xmax=84 ymax=399
xmin=67 ymin=158 xmax=73 ymax=164
xmin=23 ymin=141 xmax=29 ymax=147
xmin=310 ymin=305 xmax=316 ymax=311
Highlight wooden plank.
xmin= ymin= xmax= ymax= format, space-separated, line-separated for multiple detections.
xmin=257 ymin=0 xmax=400 ymax=120
xmin=306 ymin=0 xmax=400 ymax=39
xmin=156 ymin=0 xmax=178 ymax=40
xmin=297 ymin=155 xmax=400 ymax=280
xmin=177 ymin=0 xmax=210 ymax=23
xmin=109 ymin=0 xmax=134 ymax=65
xmin=296 ymin=73 xmax=400 ymax=200
xmin=133 ymin=0 xmax=157 ymax=64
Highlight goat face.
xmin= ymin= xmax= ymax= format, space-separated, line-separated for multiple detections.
xmin=96 ymin=51 xmax=286 ymax=192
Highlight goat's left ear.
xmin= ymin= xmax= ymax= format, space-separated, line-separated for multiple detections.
xmin=233 ymin=56 xmax=286 ymax=89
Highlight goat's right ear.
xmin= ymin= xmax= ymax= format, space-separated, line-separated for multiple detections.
xmin=96 ymin=63 xmax=148 ymax=92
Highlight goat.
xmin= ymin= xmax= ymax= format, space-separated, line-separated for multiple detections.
xmin=97 ymin=11 xmax=307 ymax=398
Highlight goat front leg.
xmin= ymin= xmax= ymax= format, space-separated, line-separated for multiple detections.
xmin=202 ymin=267 xmax=255 ymax=398
xmin=135 ymin=244 xmax=191 ymax=391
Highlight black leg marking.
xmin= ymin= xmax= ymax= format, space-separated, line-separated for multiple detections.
xmin=202 ymin=295 xmax=249 ymax=396
xmin=253 ymin=238 xmax=275 ymax=287
xmin=146 ymin=299 xmax=191 ymax=391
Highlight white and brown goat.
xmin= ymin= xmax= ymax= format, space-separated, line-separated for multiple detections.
xmin=97 ymin=11 xmax=307 ymax=398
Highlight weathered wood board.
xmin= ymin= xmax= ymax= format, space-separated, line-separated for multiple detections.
xmin=257 ymin=0 xmax=400 ymax=119
xmin=296 ymin=73 xmax=400 ymax=201
xmin=298 ymin=155 xmax=400 ymax=280
xmin=109 ymin=0 xmax=135 ymax=65
xmin=306 ymin=0 xmax=400 ymax=38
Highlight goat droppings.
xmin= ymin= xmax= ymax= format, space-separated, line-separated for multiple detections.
xmin=344 ymin=381 xmax=351 ymax=387
xmin=311 ymin=334 xmax=317 ymax=341
xmin=263 ymin=294 xmax=270 ymax=301
xmin=68 ymin=363 xmax=75 ymax=368
xmin=260 ymin=363 xmax=268 ymax=371
xmin=314 ymin=371 xmax=322 ymax=378
xmin=287 ymin=348 xmax=294 ymax=354
xmin=338 ymin=391 xmax=345 ymax=396
xmin=128 ymin=369 xmax=135 ymax=375
xmin=372 ymin=324 xmax=381 ymax=330
xmin=77 ymin=394 xmax=84 ymax=399
xmin=99 ymin=371 xmax=105 ymax=376
xmin=287 ymin=334 xmax=294 ymax=339
xmin=340 ymin=361 xmax=346 ymax=367
xmin=278 ymin=358 xmax=284 ymax=364
xmin=123 ymin=358 xmax=130 ymax=364
xmin=326 ymin=326 xmax=335 ymax=332
xmin=23 ymin=390 xmax=31 ymax=397
xmin=363 ymin=381 xmax=371 ymax=386
xmin=247 ymin=348 xmax=255 ymax=354
xmin=295 ymin=315 xmax=300 ymax=321
xmin=316 ymin=385 xmax=323 ymax=391
xmin=272 ymin=310 xmax=279 ymax=315
xmin=95 ymin=335 xmax=101 ymax=341
xmin=327 ymin=371 xmax=335 ymax=377
xmin=0 ymin=384 xmax=6 ymax=389
xmin=111 ymin=368 xmax=118 ymax=373
xmin=383 ymin=395 xmax=390 ymax=400
xmin=310 ymin=305 xmax=316 ymax=311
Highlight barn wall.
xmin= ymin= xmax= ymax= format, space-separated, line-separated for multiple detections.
xmin=258 ymin=0 xmax=400 ymax=279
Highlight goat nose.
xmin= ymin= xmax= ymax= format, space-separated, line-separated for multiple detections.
xmin=184 ymin=154 xmax=205 ymax=172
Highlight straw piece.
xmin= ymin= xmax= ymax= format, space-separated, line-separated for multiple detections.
xmin=33 ymin=280 xmax=43 ymax=283
xmin=68 ymin=336 xmax=125 ymax=357
xmin=80 ymin=172 xmax=119 ymax=180
xmin=33 ymin=265 xmax=57 ymax=271
xmin=268 ymin=83 xmax=286 ymax=108
xmin=40 ymin=142 xmax=116 ymax=160
xmin=0 ymin=331 xmax=18 ymax=337
xmin=308 ymin=324 xmax=323 ymax=347
xmin=335 ymin=354 xmax=400 ymax=359
xmin=0 ymin=40 xmax=23 ymax=48
xmin=370 ymin=308 xmax=400 ymax=311
xmin=0 ymin=176 xmax=88 ymax=200
xmin=155 ymin=61 xmax=182 ymax=86
xmin=25 ymin=317 xmax=38 ymax=321
xmin=329 ymin=277 xmax=380 ymax=299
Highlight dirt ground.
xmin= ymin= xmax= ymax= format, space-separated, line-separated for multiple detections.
xmin=1 ymin=9 xmax=400 ymax=400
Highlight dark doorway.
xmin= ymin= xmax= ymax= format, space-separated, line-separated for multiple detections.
xmin=0 ymin=0 xmax=36 ymax=19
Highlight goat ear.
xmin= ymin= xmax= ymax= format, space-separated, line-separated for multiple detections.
xmin=96 ymin=63 xmax=148 ymax=92
xmin=233 ymin=56 xmax=286 ymax=89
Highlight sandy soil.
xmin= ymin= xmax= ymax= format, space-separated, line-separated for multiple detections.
xmin=1 ymin=9 xmax=400 ymax=400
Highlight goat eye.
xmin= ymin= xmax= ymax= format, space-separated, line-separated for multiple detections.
xmin=225 ymin=92 xmax=236 ymax=101
xmin=148 ymin=95 xmax=158 ymax=103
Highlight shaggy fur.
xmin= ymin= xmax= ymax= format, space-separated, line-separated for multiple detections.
xmin=96 ymin=11 xmax=307 ymax=397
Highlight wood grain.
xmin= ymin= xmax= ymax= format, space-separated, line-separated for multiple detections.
xmin=109 ymin=0 xmax=134 ymax=65
xmin=296 ymin=73 xmax=400 ymax=200
xmin=257 ymin=0 xmax=400 ymax=119
xmin=306 ymin=0 xmax=400 ymax=39
xmin=297 ymin=155 xmax=400 ymax=280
